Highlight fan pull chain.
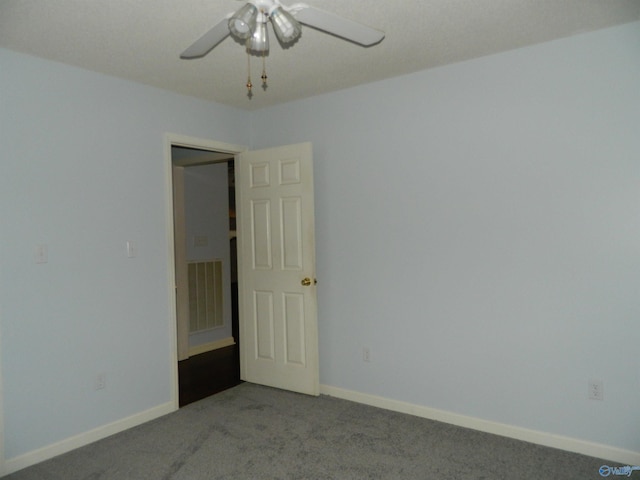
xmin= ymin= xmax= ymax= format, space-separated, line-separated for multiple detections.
xmin=261 ymin=51 xmax=268 ymax=91
xmin=246 ymin=52 xmax=253 ymax=99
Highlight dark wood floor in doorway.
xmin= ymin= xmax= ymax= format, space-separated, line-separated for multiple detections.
xmin=178 ymin=344 xmax=242 ymax=407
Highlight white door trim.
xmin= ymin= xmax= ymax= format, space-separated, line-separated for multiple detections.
xmin=163 ymin=133 xmax=247 ymax=409
xmin=172 ymin=164 xmax=189 ymax=362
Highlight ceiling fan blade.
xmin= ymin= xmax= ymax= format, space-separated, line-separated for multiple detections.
xmin=294 ymin=6 xmax=384 ymax=46
xmin=180 ymin=19 xmax=230 ymax=59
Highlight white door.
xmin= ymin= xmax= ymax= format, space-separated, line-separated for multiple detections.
xmin=237 ymin=142 xmax=319 ymax=396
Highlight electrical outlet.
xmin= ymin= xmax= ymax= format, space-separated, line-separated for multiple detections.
xmin=34 ymin=244 xmax=48 ymax=264
xmin=588 ymin=379 xmax=603 ymax=400
xmin=362 ymin=347 xmax=371 ymax=362
xmin=95 ymin=373 xmax=107 ymax=391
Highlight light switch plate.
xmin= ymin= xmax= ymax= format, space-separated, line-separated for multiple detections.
xmin=194 ymin=235 xmax=208 ymax=247
xmin=126 ymin=241 xmax=137 ymax=258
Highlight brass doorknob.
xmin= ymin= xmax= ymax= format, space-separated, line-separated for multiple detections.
xmin=301 ymin=277 xmax=317 ymax=286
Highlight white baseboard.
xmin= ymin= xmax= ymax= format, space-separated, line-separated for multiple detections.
xmin=320 ymin=384 xmax=640 ymax=466
xmin=4 ymin=401 xmax=175 ymax=476
xmin=188 ymin=336 xmax=235 ymax=357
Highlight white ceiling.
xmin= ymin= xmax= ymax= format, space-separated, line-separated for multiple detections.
xmin=1 ymin=0 xmax=639 ymax=110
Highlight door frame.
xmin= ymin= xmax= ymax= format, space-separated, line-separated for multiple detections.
xmin=164 ymin=133 xmax=247 ymax=409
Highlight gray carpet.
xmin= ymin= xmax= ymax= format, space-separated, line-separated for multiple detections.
xmin=7 ymin=383 xmax=612 ymax=479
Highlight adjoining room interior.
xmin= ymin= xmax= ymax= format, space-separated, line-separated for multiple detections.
xmin=171 ymin=147 xmax=242 ymax=407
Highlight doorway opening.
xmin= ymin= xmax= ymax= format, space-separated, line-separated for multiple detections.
xmin=171 ymin=145 xmax=242 ymax=407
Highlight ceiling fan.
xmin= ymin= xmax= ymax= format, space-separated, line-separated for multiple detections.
xmin=180 ymin=0 xmax=385 ymax=96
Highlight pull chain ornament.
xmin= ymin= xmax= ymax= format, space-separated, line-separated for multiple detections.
xmin=246 ymin=52 xmax=253 ymax=98
xmin=261 ymin=51 xmax=268 ymax=91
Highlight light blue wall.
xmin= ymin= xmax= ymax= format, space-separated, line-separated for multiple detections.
xmin=0 ymin=49 xmax=249 ymax=459
xmin=249 ymin=22 xmax=640 ymax=453
xmin=1 ymin=20 xmax=639 ymax=467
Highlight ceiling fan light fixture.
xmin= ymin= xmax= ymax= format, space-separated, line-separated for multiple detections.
xmin=269 ymin=6 xmax=302 ymax=45
xmin=182 ymin=1 xmax=385 ymax=98
xmin=228 ymin=3 xmax=258 ymax=40
xmin=246 ymin=20 xmax=269 ymax=55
